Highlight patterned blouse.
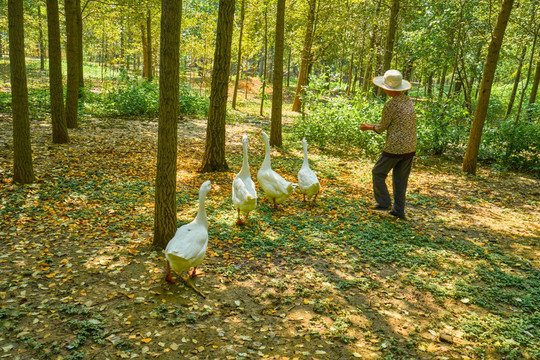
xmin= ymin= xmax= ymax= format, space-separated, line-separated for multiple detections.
xmin=374 ymin=94 xmax=417 ymax=158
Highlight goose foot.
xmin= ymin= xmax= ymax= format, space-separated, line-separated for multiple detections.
xmin=188 ymin=267 xmax=205 ymax=277
xmin=273 ymin=199 xmax=278 ymax=209
xmin=183 ymin=277 xmax=206 ymax=299
xmin=165 ymin=261 xmax=175 ymax=283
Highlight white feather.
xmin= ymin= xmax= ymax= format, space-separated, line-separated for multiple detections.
xmin=232 ymin=134 xmax=258 ymax=216
xmin=297 ymin=138 xmax=320 ymax=201
xmin=165 ymin=180 xmax=211 ymax=275
xmin=257 ymin=131 xmax=294 ymax=205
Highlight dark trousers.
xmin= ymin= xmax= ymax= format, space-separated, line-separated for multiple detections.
xmin=372 ymin=155 xmax=413 ymax=217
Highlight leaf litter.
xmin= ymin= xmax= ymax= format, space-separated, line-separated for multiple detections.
xmin=0 ymin=115 xmax=539 ymax=359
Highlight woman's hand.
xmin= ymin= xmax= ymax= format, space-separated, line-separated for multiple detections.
xmin=359 ymin=123 xmax=374 ymax=131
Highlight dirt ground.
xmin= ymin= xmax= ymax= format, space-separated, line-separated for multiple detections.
xmin=0 ymin=113 xmax=538 ymax=360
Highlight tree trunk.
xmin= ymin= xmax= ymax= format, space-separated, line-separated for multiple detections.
xmin=270 ymin=0 xmax=285 ymax=147
xmin=292 ymin=0 xmax=316 ymax=112
xmin=199 ymin=0 xmax=236 ymax=172
xmin=529 ymin=60 xmax=540 ymax=106
xmin=8 ymin=0 xmax=35 ymax=184
xmin=427 ymin=72 xmax=433 ymax=98
xmin=286 ymin=46 xmax=291 ymax=88
xmin=65 ymin=0 xmax=79 ymax=129
xmin=438 ymin=65 xmax=447 ymax=99
xmin=346 ymin=52 xmax=354 ymax=96
xmin=362 ymin=0 xmax=382 ymax=94
xmin=153 ymin=0 xmax=182 ymax=248
xmin=232 ymin=0 xmax=245 ymax=110
xmin=46 ymin=0 xmax=69 ymax=144
xmin=76 ymin=0 xmax=84 ymax=95
xmin=259 ymin=4 xmax=268 ymax=117
xmin=380 ymin=0 xmax=400 ymax=97
xmin=38 ymin=5 xmax=45 ymax=71
xmin=505 ymin=45 xmax=527 ymax=118
xmin=462 ymin=0 xmax=514 ymax=175
xmin=146 ymin=8 xmax=153 ymax=81
xmin=141 ymin=24 xmax=148 ymax=78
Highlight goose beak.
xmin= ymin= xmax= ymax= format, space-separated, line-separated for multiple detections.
xmin=256 ymin=130 xmax=262 ymax=136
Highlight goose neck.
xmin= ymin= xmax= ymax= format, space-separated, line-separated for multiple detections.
xmin=239 ymin=142 xmax=250 ymax=175
xmin=194 ymin=191 xmax=208 ymax=227
xmin=261 ymin=136 xmax=271 ymax=169
xmin=302 ymin=142 xmax=309 ymax=167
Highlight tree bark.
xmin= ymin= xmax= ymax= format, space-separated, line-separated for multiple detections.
xmin=462 ymin=0 xmax=514 ymax=175
xmin=286 ymin=46 xmax=291 ymax=88
xmin=199 ymin=0 xmax=236 ymax=172
xmin=346 ymin=52 xmax=354 ymax=96
xmin=259 ymin=4 xmax=268 ymax=117
xmin=232 ymin=0 xmax=245 ymax=110
xmin=505 ymin=45 xmax=527 ymax=118
xmin=438 ymin=65 xmax=447 ymax=99
xmin=8 ymin=0 xmax=35 ymax=184
xmin=38 ymin=5 xmax=45 ymax=71
xmin=270 ymin=0 xmax=285 ymax=147
xmin=153 ymin=0 xmax=182 ymax=249
xmin=380 ymin=0 xmax=400 ymax=96
xmin=292 ymin=0 xmax=316 ymax=112
xmin=65 ymin=0 xmax=79 ymax=129
xmin=46 ymin=0 xmax=69 ymax=144
xmin=146 ymin=8 xmax=153 ymax=81
xmin=141 ymin=23 xmax=148 ymax=78
xmin=529 ymin=60 xmax=540 ymax=106
xmin=362 ymin=0 xmax=382 ymax=94
xmin=76 ymin=0 xmax=84 ymax=95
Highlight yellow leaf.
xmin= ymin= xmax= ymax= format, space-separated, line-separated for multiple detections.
xmin=127 ymin=294 xmax=135 ymax=299
xmin=46 ymin=272 xmax=56 ymax=278
xmin=141 ymin=338 xmax=152 ymax=343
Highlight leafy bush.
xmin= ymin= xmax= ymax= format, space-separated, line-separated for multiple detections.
xmin=416 ymin=98 xmax=470 ymax=155
xmin=481 ymin=117 xmax=540 ymax=175
xmin=179 ymin=83 xmax=209 ymax=116
xmin=86 ymin=81 xmax=208 ymax=118
xmin=290 ymin=77 xmax=384 ymax=153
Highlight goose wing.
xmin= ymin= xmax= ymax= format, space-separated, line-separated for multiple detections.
xmin=165 ymin=222 xmax=208 ymax=271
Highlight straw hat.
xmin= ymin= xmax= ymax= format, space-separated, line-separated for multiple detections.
xmin=372 ymin=69 xmax=411 ymax=92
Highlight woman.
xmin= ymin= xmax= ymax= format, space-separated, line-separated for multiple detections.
xmin=360 ymin=69 xmax=416 ymax=219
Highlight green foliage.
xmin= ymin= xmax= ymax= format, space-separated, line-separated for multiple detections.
xmin=85 ymin=81 xmax=208 ymax=118
xmin=416 ymin=97 xmax=470 ymax=155
xmin=179 ymin=83 xmax=210 ymax=116
xmin=481 ymin=117 xmax=540 ymax=175
xmin=459 ymin=312 xmax=539 ymax=359
xmin=290 ymin=83 xmax=539 ymax=176
xmin=68 ymin=319 xmax=107 ymax=348
xmin=290 ymin=77 xmax=384 ymax=152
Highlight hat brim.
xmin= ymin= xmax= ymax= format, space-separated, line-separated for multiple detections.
xmin=372 ymin=76 xmax=412 ymax=91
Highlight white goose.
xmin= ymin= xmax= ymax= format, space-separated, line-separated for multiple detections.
xmin=257 ymin=130 xmax=295 ymax=208
xmin=232 ymin=134 xmax=257 ymax=225
xmin=297 ymin=138 xmax=320 ymax=202
xmin=165 ymin=180 xmax=212 ymax=283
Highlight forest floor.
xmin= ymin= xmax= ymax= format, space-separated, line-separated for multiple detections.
xmin=0 ymin=110 xmax=539 ymax=360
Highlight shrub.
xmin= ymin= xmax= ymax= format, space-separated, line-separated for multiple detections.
xmin=481 ymin=117 xmax=540 ymax=176
xmin=290 ymin=77 xmax=384 ymax=153
xmin=416 ymin=98 xmax=470 ymax=155
xmin=86 ymin=81 xmax=208 ymax=118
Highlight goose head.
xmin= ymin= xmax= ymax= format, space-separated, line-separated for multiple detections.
xmin=199 ymin=180 xmax=212 ymax=197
